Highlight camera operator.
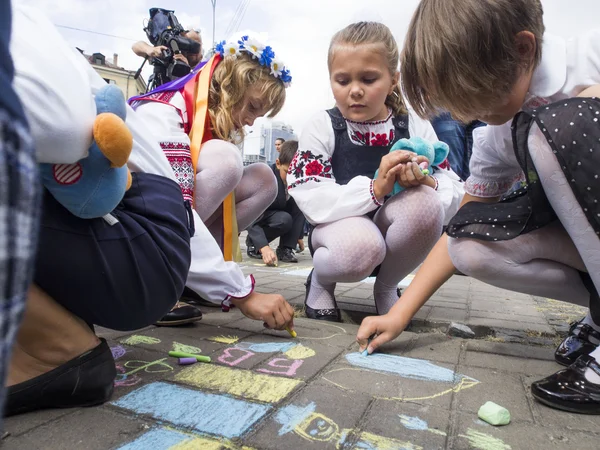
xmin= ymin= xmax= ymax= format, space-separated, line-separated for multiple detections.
xmin=132 ymin=29 xmax=203 ymax=68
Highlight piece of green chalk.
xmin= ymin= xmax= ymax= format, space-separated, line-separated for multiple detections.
xmin=477 ymin=401 xmax=510 ymax=426
xmin=168 ymin=351 xmax=211 ymax=363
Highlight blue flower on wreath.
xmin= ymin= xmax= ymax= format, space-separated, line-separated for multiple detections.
xmin=238 ymin=35 xmax=249 ymax=48
xmin=259 ymin=46 xmax=275 ymax=67
xmin=215 ymin=40 xmax=226 ymax=55
xmin=280 ymin=68 xmax=292 ymax=84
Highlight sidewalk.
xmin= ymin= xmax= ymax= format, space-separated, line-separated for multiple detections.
xmin=3 ymin=236 xmax=598 ymax=449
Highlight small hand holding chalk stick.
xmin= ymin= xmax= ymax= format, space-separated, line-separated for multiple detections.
xmin=362 ymin=333 xmax=377 ymax=356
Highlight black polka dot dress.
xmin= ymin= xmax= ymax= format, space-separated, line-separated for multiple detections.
xmin=447 ymin=97 xmax=600 ymax=241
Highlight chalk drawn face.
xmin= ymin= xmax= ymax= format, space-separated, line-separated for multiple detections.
xmin=296 ymin=413 xmax=339 ymax=442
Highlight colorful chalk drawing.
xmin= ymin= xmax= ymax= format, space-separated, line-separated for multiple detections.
xmin=174 ymin=363 xmax=302 ymax=403
xmin=172 ymin=341 xmax=202 ymax=354
xmin=114 ymin=358 xmax=173 ymax=388
xmin=275 ymin=402 xmax=422 ymax=449
xmin=117 ymin=427 xmax=256 ymax=450
xmin=120 ymin=335 xmax=161 ymax=346
xmin=236 ymin=342 xmax=295 ymax=353
xmin=322 ymin=352 xmax=479 ymax=403
xmin=111 ymin=345 xmax=127 ymax=360
xmin=284 ymin=344 xmax=316 ymax=360
xmin=208 ymin=335 xmax=240 ymax=344
xmin=399 ymin=415 xmax=447 ymax=436
xmin=459 ymin=428 xmax=511 ymax=450
xmin=113 ymin=382 xmax=270 ymax=439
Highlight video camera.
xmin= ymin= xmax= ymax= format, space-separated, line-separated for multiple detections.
xmin=144 ymin=8 xmax=201 ymax=89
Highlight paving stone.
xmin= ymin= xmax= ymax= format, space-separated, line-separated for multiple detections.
xmin=428 ymin=307 xmax=468 ymax=323
xmin=469 ymin=310 xmax=549 ymax=324
xmin=452 ymin=412 xmax=600 ymax=450
xmin=109 ymin=346 xmax=189 ymax=401
xmin=115 ymin=325 xmax=234 ymax=356
xmin=463 ymin=352 xmax=562 ymax=376
xmin=412 ymin=305 xmax=431 ymax=320
xmin=466 ymin=317 xmax=553 ymax=334
xmin=2 ymin=407 xmax=152 ymax=450
xmin=340 ymin=288 xmax=373 ymax=300
xmin=360 ymin=399 xmax=449 ymax=449
xmin=198 ymin=309 xmax=245 ymax=326
xmin=427 ymin=299 xmax=468 ymax=309
xmin=252 ymin=341 xmax=344 ymax=381
xmin=466 ymin=341 xmax=555 ymax=361
xmin=402 ymin=334 xmax=464 ymax=365
xmin=453 ymin=366 xmax=534 ymax=423
xmin=3 ymin=409 xmax=75 ymax=438
xmin=316 ymin=357 xmax=458 ymax=409
xmin=225 ymin=317 xmax=358 ymax=349
xmin=246 ymin=381 xmax=372 ymax=450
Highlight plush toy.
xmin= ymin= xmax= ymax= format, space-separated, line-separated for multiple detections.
xmin=376 ymin=136 xmax=449 ymax=196
xmin=40 ymin=84 xmax=133 ymax=219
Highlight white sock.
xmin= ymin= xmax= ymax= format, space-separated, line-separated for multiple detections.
xmin=577 ymin=312 xmax=600 ymax=345
xmin=584 ymin=346 xmax=600 ymax=384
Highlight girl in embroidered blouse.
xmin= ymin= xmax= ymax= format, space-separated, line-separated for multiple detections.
xmin=287 ymin=22 xmax=463 ymax=323
xmin=131 ymin=36 xmax=296 ymax=331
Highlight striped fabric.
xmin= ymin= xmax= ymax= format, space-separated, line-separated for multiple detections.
xmin=0 ymin=109 xmax=41 ymax=422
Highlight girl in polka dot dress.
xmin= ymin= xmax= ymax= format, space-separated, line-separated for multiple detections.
xmin=357 ymin=0 xmax=600 ymax=415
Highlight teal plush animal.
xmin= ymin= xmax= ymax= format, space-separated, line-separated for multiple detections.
xmin=375 ymin=136 xmax=449 ymax=196
xmin=39 ymin=84 xmax=133 ymax=219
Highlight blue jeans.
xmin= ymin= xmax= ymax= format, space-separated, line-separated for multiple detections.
xmin=431 ymin=113 xmax=485 ymax=181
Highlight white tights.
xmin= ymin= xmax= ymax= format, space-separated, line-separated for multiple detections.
xmin=449 ymin=124 xmax=600 ymax=310
xmin=308 ymin=185 xmax=444 ymax=314
xmin=193 ymin=140 xmax=277 ymax=245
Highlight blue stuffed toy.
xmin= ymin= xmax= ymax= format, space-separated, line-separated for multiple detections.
xmin=375 ymin=136 xmax=449 ymax=196
xmin=39 ymin=84 xmax=133 ymax=219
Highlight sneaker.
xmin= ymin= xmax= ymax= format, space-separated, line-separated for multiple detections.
xmin=276 ymin=247 xmax=298 ymax=263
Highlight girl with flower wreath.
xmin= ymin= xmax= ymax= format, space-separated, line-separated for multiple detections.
xmin=130 ymin=34 xmax=295 ymax=330
xmin=287 ymin=22 xmax=464 ymax=322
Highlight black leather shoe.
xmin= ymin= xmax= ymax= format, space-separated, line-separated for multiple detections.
xmin=304 ymin=269 xmax=341 ymax=322
xmin=155 ymin=302 xmax=203 ymax=326
xmin=180 ymin=286 xmax=219 ymax=308
xmin=531 ymin=355 xmax=600 ymax=414
xmin=277 ymin=247 xmax=298 ymax=263
xmin=555 ymin=320 xmax=600 ymax=366
xmin=246 ymin=236 xmax=262 ymax=259
xmin=5 ymin=338 xmax=116 ymax=416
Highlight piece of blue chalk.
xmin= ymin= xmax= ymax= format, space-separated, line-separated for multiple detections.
xmin=178 ymin=357 xmax=197 ymax=365
xmin=362 ymin=336 xmax=374 ymax=356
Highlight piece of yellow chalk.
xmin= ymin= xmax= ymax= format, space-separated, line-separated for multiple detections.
xmin=286 ymin=327 xmax=297 ymax=338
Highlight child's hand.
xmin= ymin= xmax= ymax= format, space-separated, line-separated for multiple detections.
xmin=373 ymin=151 xmax=417 ymax=200
xmin=396 ymin=157 xmax=435 ymax=189
xmin=261 ymin=246 xmax=278 ymax=266
xmin=357 ymin=312 xmax=410 ymax=354
xmin=230 ymin=291 xmax=295 ymax=330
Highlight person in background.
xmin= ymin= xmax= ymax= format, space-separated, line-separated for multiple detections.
xmin=246 ymin=140 xmax=305 ymax=265
xmin=274 ymin=137 xmax=285 ymax=153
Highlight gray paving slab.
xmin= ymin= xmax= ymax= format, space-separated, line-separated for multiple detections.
xmin=2 ymin=408 xmax=151 ymax=450
xmin=401 ymin=334 xmax=465 ymax=365
xmin=245 ymin=381 xmax=373 ymax=450
xmin=452 ymin=412 xmax=600 ymax=450
xmin=453 ymin=366 xmax=535 ymax=423
xmin=359 ymin=399 xmax=449 ymax=449
xmin=3 ymin=409 xmax=75 ymax=439
xmin=466 ymin=317 xmax=554 ymax=334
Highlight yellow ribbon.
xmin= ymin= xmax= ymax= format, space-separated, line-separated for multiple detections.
xmin=188 ymin=55 xmax=241 ymax=262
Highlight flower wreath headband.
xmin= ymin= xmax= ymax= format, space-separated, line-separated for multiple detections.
xmin=215 ymin=35 xmax=292 ymax=88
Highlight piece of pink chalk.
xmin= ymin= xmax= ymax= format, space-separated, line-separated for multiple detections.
xmin=178 ymin=357 xmax=197 ymax=365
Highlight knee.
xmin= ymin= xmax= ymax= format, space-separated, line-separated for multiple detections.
xmin=448 ymin=237 xmax=495 ymax=278
xmin=274 ymin=212 xmax=293 ymax=233
xmin=198 ymin=139 xmax=244 ymax=186
xmin=245 ymin=163 xmax=277 ymax=202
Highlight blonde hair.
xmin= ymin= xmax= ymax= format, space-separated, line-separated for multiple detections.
xmin=328 ymin=22 xmax=406 ymax=116
xmin=208 ymin=52 xmax=286 ymax=142
xmin=401 ymin=0 xmax=545 ymax=122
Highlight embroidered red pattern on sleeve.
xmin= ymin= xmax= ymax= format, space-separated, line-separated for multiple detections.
xmin=287 ymin=150 xmax=333 ymax=189
xmin=161 ymin=142 xmax=195 ymax=203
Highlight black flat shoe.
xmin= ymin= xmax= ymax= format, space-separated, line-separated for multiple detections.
xmin=5 ymin=338 xmax=116 ymax=417
xmin=531 ymin=355 xmax=600 ymax=414
xmin=155 ymin=302 xmax=202 ymax=326
xmin=304 ymin=269 xmax=341 ymax=322
xmin=180 ymin=286 xmax=219 ymax=308
xmin=555 ymin=320 xmax=600 ymax=366
xmin=246 ymin=237 xmax=262 ymax=259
